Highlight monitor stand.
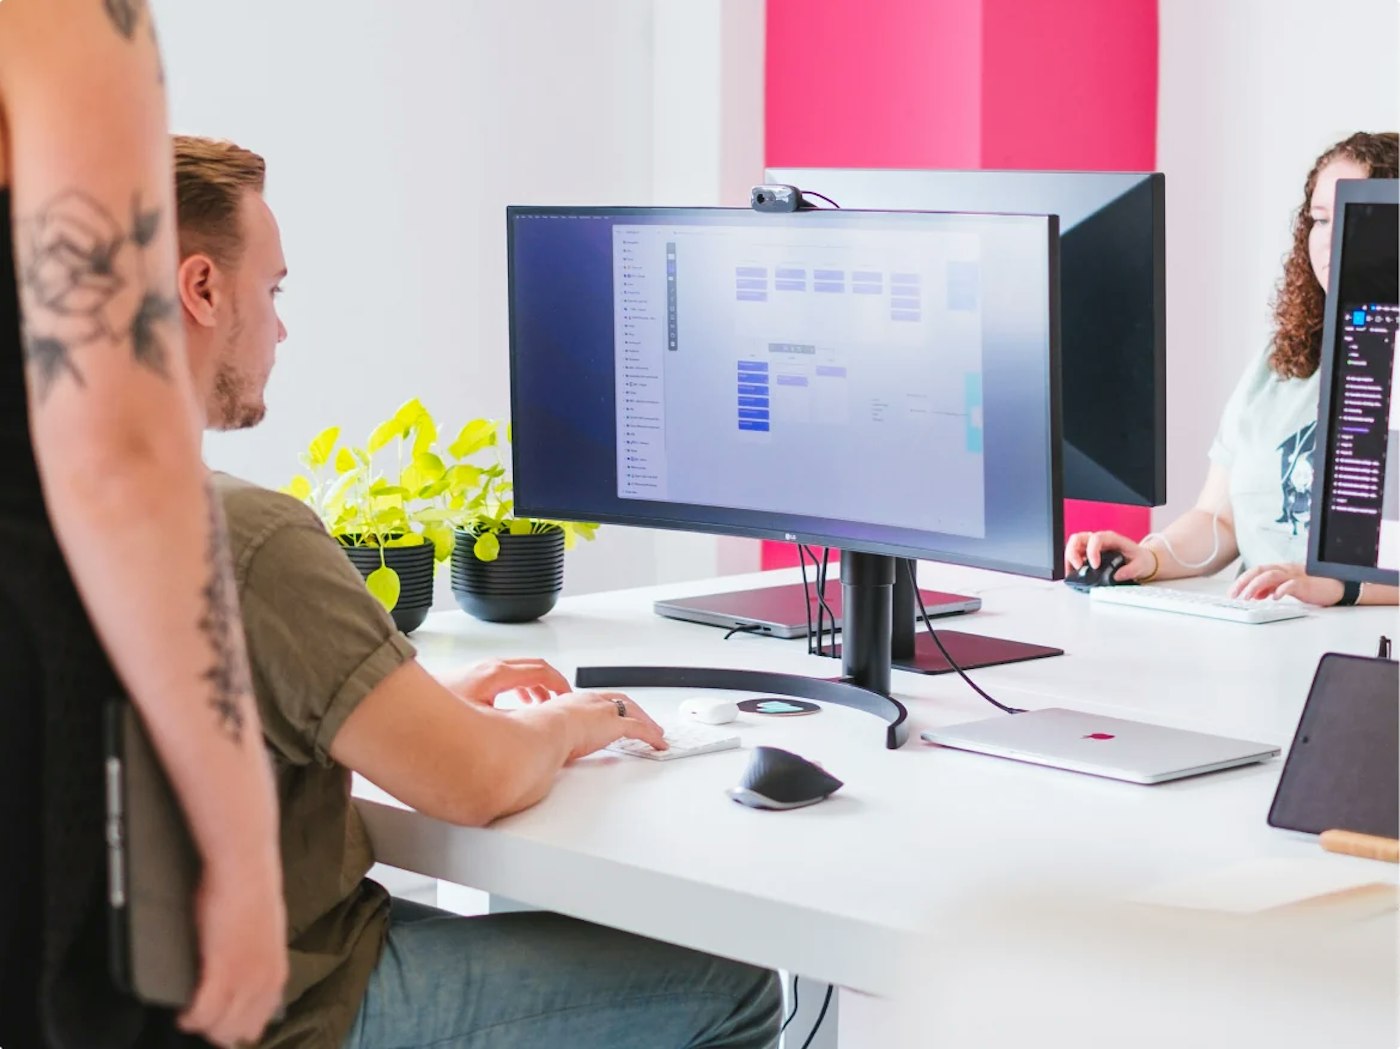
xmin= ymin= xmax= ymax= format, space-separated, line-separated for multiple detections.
xmin=823 ymin=561 xmax=1063 ymax=673
xmin=577 ymin=551 xmax=911 ymax=748
xmin=577 ymin=552 xmax=1063 ymax=748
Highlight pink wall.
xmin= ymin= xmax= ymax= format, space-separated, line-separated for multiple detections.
xmin=765 ymin=0 xmax=983 ymax=170
xmin=763 ymin=0 xmax=1159 ymax=570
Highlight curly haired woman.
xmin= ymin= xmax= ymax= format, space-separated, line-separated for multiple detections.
xmin=1065 ymin=131 xmax=1398 ymax=607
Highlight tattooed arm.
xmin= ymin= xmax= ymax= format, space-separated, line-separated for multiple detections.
xmin=0 ymin=2 xmax=286 ymax=1045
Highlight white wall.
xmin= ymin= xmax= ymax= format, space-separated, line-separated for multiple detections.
xmin=153 ymin=0 xmax=765 ymax=596
xmin=1156 ymin=0 xmax=1399 ymax=526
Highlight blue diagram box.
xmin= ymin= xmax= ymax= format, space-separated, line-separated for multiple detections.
xmin=737 ymin=383 xmax=770 ymax=397
xmin=775 ymin=268 xmax=806 ymax=280
xmin=736 ymin=278 xmax=768 ymax=291
xmin=736 ymin=291 xmax=768 ymax=302
xmin=735 ymin=266 xmax=767 ymax=278
xmin=775 ymin=280 xmax=806 ymax=292
xmin=738 ymin=420 xmax=771 ymax=432
xmin=814 ymin=282 xmax=844 ymax=293
xmin=775 ymin=374 xmax=810 ymax=387
xmin=852 ymin=284 xmax=882 ymax=295
xmin=737 ymin=396 xmax=771 ymax=409
xmin=815 ymin=365 xmax=847 ymax=378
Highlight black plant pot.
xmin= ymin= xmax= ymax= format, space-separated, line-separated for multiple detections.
xmin=341 ymin=541 xmax=436 ymax=634
xmin=451 ymin=527 xmax=565 ymax=623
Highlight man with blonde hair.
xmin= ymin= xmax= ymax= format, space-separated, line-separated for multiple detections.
xmin=168 ymin=134 xmax=781 ymax=1049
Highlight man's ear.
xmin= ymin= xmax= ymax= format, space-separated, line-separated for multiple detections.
xmin=176 ymin=252 xmax=222 ymax=327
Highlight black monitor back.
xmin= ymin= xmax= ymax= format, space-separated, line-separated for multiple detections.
xmin=767 ymin=168 xmax=1165 ymax=506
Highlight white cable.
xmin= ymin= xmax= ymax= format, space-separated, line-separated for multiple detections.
xmin=1140 ymin=511 xmax=1223 ymax=571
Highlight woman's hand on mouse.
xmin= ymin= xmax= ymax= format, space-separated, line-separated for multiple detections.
xmin=1064 ymin=530 xmax=1155 ymax=581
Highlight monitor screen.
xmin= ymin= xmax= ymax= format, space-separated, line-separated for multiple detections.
xmin=508 ymin=206 xmax=1063 ymax=579
xmin=1308 ymin=179 xmax=1399 ymax=585
xmin=766 ymin=168 xmax=1165 ymax=506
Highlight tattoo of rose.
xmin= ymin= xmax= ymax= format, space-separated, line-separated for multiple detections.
xmin=20 ymin=191 xmax=128 ymax=347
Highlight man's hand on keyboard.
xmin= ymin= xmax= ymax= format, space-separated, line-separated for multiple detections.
xmin=551 ymin=691 xmax=669 ymax=762
xmin=1229 ymin=562 xmax=1343 ymax=605
xmin=439 ymin=658 xmax=573 ymax=707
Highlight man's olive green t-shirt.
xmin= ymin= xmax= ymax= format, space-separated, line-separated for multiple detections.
xmin=214 ymin=473 xmax=415 ymax=1049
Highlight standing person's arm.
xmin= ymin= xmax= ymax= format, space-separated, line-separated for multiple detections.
xmin=0 ymin=3 xmax=286 ymax=1045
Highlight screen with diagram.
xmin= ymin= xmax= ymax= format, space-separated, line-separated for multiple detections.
xmin=508 ymin=207 xmax=1060 ymax=577
xmin=612 ymin=223 xmax=987 ymax=538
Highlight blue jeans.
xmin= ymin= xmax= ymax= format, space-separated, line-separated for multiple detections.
xmin=343 ymin=898 xmax=782 ymax=1049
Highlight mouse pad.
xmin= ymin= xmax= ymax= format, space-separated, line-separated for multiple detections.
xmin=737 ymin=698 xmax=821 ymax=717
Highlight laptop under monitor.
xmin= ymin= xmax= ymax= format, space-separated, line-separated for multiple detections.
xmin=921 ymin=708 xmax=1280 ymax=784
xmin=654 ymin=584 xmax=982 ymax=639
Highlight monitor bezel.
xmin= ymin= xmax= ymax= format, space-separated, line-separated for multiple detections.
xmin=1305 ymin=178 xmax=1399 ymax=587
xmin=506 ymin=204 xmax=1065 ymax=581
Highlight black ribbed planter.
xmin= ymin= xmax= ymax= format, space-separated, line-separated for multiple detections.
xmin=341 ymin=540 xmax=435 ymax=634
xmin=451 ymin=527 xmax=564 ymax=623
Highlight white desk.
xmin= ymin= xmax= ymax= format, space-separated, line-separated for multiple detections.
xmin=354 ymin=566 xmax=1398 ymax=1047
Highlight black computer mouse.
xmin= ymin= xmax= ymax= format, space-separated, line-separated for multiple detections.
xmin=1064 ymin=550 xmax=1133 ymax=591
xmin=727 ymin=746 xmax=843 ymax=810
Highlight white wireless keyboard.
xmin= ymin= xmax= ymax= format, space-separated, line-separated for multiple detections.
xmin=1089 ymin=585 xmax=1310 ymax=624
xmin=606 ymin=723 xmax=741 ymax=761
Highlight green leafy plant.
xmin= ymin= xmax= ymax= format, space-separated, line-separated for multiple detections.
xmin=284 ymin=403 xmax=597 ymax=609
xmin=445 ymin=417 xmax=598 ymax=562
xmin=284 ymin=398 xmax=469 ymax=610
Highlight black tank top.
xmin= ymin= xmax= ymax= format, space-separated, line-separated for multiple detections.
xmin=0 ymin=188 xmax=41 ymax=510
xmin=0 ymin=192 xmax=207 ymax=1047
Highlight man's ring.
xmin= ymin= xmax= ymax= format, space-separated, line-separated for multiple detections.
xmin=614 ymin=698 xmax=627 ymax=717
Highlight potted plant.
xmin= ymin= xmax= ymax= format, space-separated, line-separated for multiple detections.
xmin=284 ymin=399 xmax=465 ymax=634
xmin=445 ymin=418 xmax=597 ymax=623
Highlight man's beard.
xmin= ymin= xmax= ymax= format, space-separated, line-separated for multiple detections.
xmin=210 ymin=304 xmax=265 ymax=431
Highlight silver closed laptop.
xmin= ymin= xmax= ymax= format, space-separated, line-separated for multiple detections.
xmin=921 ymin=708 xmax=1280 ymax=784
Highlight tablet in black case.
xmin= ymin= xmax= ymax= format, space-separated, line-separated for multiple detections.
xmin=104 ymin=699 xmax=201 ymax=1008
xmin=1268 ymin=653 xmax=1399 ymax=838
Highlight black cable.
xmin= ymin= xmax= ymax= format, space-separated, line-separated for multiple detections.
xmin=779 ymin=974 xmax=800 ymax=1034
xmin=798 ymin=545 xmax=816 ymax=655
xmin=799 ymin=984 xmax=835 ymax=1049
xmin=722 ymin=623 xmax=763 ymax=641
xmin=906 ymin=561 xmax=1023 ymax=715
xmin=803 ymin=545 xmax=838 ymax=657
xmin=819 ymin=548 xmax=835 ymax=656
xmin=800 ymin=189 xmax=841 ymax=209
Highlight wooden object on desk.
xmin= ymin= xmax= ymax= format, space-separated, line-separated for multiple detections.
xmin=1320 ymin=829 xmax=1400 ymax=864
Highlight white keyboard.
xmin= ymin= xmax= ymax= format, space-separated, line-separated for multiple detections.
xmin=606 ymin=723 xmax=741 ymax=761
xmin=1089 ymin=585 xmax=1310 ymax=624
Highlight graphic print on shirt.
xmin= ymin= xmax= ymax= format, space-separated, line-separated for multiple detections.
xmin=1275 ymin=420 xmax=1317 ymax=536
